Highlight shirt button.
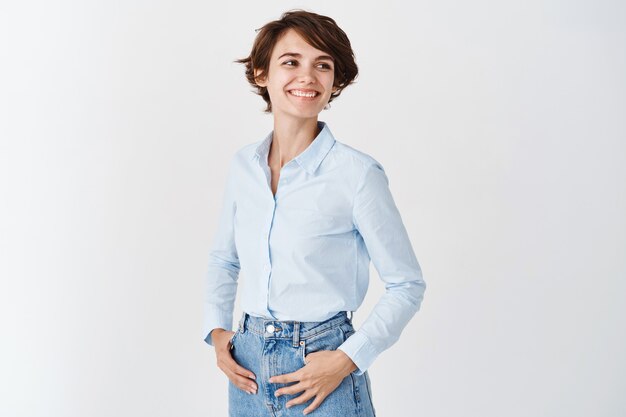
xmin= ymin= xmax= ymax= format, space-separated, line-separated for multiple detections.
xmin=264 ymin=264 xmax=271 ymax=272
xmin=266 ymin=324 xmax=275 ymax=333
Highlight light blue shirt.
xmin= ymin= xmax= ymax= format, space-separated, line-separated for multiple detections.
xmin=203 ymin=120 xmax=426 ymax=375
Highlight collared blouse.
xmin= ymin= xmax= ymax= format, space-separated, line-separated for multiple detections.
xmin=203 ymin=120 xmax=426 ymax=375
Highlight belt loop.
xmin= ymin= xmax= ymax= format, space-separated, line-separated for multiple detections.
xmin=293 ymin=321 xmax=300 ymax=347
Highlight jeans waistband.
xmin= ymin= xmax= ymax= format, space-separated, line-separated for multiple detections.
xmin=237 ymin=311 xmax=353 ymax=348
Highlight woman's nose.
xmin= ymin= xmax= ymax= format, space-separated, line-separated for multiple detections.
xmin=296 ymin=67 xmax=315 ymax=83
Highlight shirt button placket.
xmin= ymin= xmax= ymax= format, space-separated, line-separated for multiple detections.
xmin=265 ymin=200 xmax=276 ymax=314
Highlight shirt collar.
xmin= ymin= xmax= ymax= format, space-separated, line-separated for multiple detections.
xmin=251 ymin=120 xmax=336 ymax=175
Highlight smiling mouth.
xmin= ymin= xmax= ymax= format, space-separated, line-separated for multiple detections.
xmin=288 ymin=89 xmax=320 ymax=99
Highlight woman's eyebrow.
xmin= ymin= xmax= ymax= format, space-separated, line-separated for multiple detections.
xmin=277 ymin=52 xmax=334 ymax=62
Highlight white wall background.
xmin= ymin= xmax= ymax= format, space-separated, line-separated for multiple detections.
xmin=1 ymin=1 xmax=625 ymax=416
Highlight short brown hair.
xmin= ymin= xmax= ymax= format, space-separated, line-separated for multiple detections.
xmin=234 ymin=9 xmax=359 ymax=113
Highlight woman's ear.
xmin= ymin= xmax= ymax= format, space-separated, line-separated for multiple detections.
xmin=254 ymin=69 xmax=267 ymax=87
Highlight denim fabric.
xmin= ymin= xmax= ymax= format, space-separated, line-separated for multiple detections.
xmin=228 ymin=311 xmax=376 ymax=417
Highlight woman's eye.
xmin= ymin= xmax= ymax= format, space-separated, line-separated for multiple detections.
xmin=282 ymin=60 xmax=332 ymax=70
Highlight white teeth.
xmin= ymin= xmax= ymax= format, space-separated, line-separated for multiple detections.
xmin=289 ymin=90 xmax=318 ymax=98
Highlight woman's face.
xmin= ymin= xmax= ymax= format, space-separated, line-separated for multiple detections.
xmin=254 ymin=28 xmax=338 ymax=122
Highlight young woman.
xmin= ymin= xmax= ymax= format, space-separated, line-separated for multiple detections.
xmin=203 ymin=9 xmax=426 ymax=417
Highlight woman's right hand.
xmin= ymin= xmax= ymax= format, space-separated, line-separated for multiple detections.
xmin=211 ymin=328 xmax=258 ymax=394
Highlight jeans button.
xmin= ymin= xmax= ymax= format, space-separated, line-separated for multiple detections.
xmin=266 ymin=324 xmax=275 ymax=333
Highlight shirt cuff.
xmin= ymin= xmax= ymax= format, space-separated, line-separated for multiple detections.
xmin=337 ymin=331 xmax=379 ymax=376
xmin=202 ymin=307 xmax=234 ymax=347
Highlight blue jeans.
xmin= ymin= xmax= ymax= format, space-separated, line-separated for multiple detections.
xmin=228 ymin=311 xmax=377 ymax=417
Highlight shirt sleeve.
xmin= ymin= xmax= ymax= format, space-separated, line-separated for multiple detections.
xmin=337 ymin=161 xmax=426 ymax=375
xmin=202 ymin=155 xmax=241 ymax=347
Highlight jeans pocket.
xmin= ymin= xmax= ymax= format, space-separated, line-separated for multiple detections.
xmin=228 ymin=329 xmax=240 ymax=351
xmin=301 ymin=326 xmax=345 ymax=365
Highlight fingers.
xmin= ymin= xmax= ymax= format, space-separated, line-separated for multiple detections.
xmin=286 ymin=389 xmax=317 ymax=410
xmin=228 ymin=367 xmax=258 ymax=395
xmin=302 ymin=393 xmax=326 ymax=415
xmin=229 ymin=358 xmax=257 ymax=382
xmin=217 ymin=351 xmax=257 ymax=395
xmin=268 ymin=368 xmax=302 ymax=384
xmin=275 ymin=381 xmax=307 ymax=397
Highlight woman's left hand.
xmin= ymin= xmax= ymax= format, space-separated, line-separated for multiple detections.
xmin=269 ymin=349 xmax=357 ymax=415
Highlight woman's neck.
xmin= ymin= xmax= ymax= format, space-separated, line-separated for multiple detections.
xmin=269 ymin=117 xmax=320 ymax=168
